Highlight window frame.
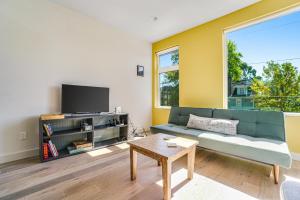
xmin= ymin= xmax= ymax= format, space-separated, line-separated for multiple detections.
xmin=156 ymin=46 xmax=179 ymax=108
xmin=223 ymin=5 xmax=300 ymax=114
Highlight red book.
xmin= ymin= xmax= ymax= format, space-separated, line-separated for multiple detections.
xmin=43 ymin=143 xmax=48 ymax=159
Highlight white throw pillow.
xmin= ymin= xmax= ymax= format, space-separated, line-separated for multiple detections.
xmin=186 ymin=114 xmax=239 ymax=135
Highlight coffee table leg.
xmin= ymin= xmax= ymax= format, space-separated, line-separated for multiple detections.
xmin=130 ymin=146 xmax=137 ymax=181
xmin=187 ymin=146 xmax=196 ymax=180
xmin=162 ymin=158 xmax=171 ymax=200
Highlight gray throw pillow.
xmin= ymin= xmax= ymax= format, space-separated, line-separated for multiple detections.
xmin=186 ymin=114 xmax=239 ymax=135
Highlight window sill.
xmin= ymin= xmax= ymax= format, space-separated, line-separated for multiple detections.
xmin=155 ymin=106 xmax=171 ymax=110
xmin=284 ymin=112 xmax=300 ymax=117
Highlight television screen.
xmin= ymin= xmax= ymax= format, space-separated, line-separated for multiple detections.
xmin=61 ymin=84 xmax=109 ymax=113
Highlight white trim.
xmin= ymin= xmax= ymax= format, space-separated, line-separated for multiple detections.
xmin=158 ymin=65 xmax=179 ymax=73
xmin=291 ymin=152 xmax=300 ymax=161
xmin=224 ymin=5 xmax=300 ymax=34
xmin=284 ymin=112 xmax=300 ymax=117
xmin=156 ymin=46 xmax=179 ymax=56
xmin=222 ymin=31 xmax=228 ymax=109
xmin=156 ymin=106 xmax=171 ymax=110
xmin=0 ymin=148 xmax=39 ymax=164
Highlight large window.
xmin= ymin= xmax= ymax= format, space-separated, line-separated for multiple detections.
xmin=157 ymin=47 xmax=179 ymax=107
xmin=225 ymin=9 xmax=300 ymax=112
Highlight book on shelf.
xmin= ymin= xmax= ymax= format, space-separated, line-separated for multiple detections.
xmin=67 ymin=146 xmax=92 ymax=154
xmin=43 ymin=143 xmax=49 ymax=159
xmin=72 ymin=140 xmax=92 ymax=149
xmin=40 ymin=114 xmax=65 ymax=120
xmin=48 ymin=140 xmax=59 ymax=157
xmin=43 ymin=124 xmax=53 ymax=137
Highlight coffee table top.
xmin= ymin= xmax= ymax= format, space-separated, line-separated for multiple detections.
xmin=127 ymin=133 xmax=198 ymax=159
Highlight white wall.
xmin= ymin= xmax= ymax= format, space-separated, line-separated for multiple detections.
xmin=0 ymin=0 xmax=152 ymax=163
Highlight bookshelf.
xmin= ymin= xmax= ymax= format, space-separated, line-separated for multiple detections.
xmin=39 ymin=113 xmax=128 ymax=162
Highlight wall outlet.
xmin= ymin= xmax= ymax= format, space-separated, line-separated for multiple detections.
xmin=19 ymin=131 xmax=27 ymax=140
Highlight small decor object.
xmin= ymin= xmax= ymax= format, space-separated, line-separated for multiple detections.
xmin=115 ymin=106 xmax=122 ymax=114
xmin=81 ymin=122 xmax=92 ymax=131
xmin=137 ymin=65 xmax=144 ymax=77
xmin=167 ymin=142 xmax=177 ymax=147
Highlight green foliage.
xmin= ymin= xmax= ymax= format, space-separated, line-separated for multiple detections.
xmin=171 ymin=50 xmax=179 ymax=65
xmin=160 ymin=71 xmax=179 ymax=106
xmin=241 ymin=62 xmax=257 ymax=80
xmin=227 ymin=40 xmax=243 ymax=82
xmin=160 ymin=50 xmax=179 ymax=106
xmin=227 ymin=40 xmax=257 ymax=82
xmin=227 ymin=40 xmax=257 ymax=98
xmin=250 ymin=61 xmax=300 ymax=112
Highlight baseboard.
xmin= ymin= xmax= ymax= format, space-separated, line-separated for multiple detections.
xmin=0 ymin=148 xmax=39 ymax=164
xmin=292 ymin=152 xmax=300 ymax=161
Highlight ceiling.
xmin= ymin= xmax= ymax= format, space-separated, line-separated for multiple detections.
xmin=50 ymin=0 xmax=260 ymax=42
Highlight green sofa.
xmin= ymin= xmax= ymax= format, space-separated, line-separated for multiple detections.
xmin=150 ymin=107 xmax=292 ymax=184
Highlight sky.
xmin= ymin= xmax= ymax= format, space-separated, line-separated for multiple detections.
xmin=159 ymin=49 xmax=178 ymax=68
xmin=226 ymin=9 xmax=300 ymax=76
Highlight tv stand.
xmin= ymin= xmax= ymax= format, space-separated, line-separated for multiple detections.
xmin=39 ymin=113 xmax=128 ymax=162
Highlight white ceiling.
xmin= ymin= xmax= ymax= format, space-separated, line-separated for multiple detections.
xmin=50 ymin=0 xmax=260 ymax=42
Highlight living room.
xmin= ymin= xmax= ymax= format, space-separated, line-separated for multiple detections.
xmin=1 ymin=0 xmax=300 ymax=199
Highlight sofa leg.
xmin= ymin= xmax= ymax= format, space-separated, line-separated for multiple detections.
xmin=273 ymin=165 xmax=279 ymax=184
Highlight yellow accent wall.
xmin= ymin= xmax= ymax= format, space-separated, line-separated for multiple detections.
xmin=152 ymin=0 xmax=300 ymax=153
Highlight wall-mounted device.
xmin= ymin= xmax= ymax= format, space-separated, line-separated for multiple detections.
xmin=137 ymin=65 xmax=144 ymax=77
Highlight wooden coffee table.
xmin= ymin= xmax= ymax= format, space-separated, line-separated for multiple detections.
xmin=127 ymin=133 xmax=199 ymax=200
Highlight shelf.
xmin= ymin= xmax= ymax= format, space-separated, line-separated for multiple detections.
xmin=39 ymin=113 xmax=128 ymax=162
xmin=94 ymin=124 xmax=128 ymax=130
xmin=46 ymin=128 xmax=93 ymax=138
xmin=94 ymin=137 xmax=123 ymax=148
xmin=63 ymin=113 xmax=128 ymax=119
xmin=42 ymin=149 xmax=69 ymax=162
xmin=42 ymin=138 xmax=125 ymax=162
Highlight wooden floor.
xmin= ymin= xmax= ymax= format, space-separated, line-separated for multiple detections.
xmin=0 ymin=142 xmax=299 ymax=200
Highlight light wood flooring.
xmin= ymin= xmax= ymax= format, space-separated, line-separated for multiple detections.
xmin=0 ymin=142 xmax=299 ymax=200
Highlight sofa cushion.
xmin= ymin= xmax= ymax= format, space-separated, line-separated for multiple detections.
xmin=213 ymin=109 xmax=285 ymax=141
xmin=151 ymin=124 xmax=292 ymax=168
xmin=187 ymin=114 xmax=239 ymax=135
xmin=168 ymin=107 xmax=213 ymax=126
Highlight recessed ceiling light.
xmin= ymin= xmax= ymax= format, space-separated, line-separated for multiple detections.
xmin=153 ymin=16 xmax=158 ymax=21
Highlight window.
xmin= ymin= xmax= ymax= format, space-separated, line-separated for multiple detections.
xmin=225 ymin=8 xmax=300 ymax=112
xmin=157 ymin=47 xmax=179 ymax=107
xmin=237 ymin=87 xmax=246 ymax=96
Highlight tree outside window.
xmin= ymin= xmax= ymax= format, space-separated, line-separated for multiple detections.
xmin=157 ymin=48 xmax=179 ymax=107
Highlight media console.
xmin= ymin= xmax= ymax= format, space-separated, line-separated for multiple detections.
xmin=39 ymin=113 xmax=128 ymax=162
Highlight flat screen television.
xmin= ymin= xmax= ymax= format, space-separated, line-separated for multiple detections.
xmin=61 ymin=84 xmax=109 ymax=113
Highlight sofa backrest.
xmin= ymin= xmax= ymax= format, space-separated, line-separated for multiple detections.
xmin=168 ymin=107 xmax=286 ymax=141
xmin=168 ymin=107 xmax=213 ymax=126
xmin=213 ymin=109 xmax=285 ymax=141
